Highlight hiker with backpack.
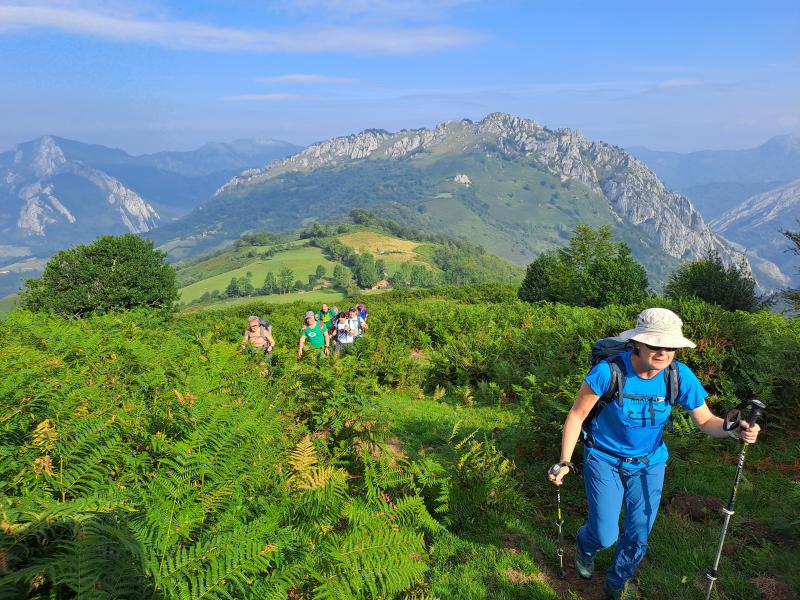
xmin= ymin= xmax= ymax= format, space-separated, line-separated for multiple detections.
xmin=547 ymin=308 xmax=761 ymax=600
xmin=332 ymin=311 xmax=356 ymax=355
xmin=347 ymin=306 xmax=368 ymax=337
xmin=298 ymin=310 xmax=330 ymax=360
xmin=317 ymin=303 xmax=337 ymax=329
xmin=241 ymin=316 xmax=275 ymax=374
xmin=356 ymin=303 xmax=368 ymax=323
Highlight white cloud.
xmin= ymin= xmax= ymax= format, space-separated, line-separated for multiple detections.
xmin=0 ymin=3 xmax=484 ymax=54
xmin=256 ymin=74 xmax=377 ymax=86
xmin=283 ymin=0 xmax=474 ymax=23
xmin=223 ymin=93 xmax=303 ymax=102
xmin=652 ymin=78 xmax=706 ymax=91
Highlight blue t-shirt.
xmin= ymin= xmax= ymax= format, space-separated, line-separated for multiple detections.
xmin=583 ymin=352 xmax=708 ymax=467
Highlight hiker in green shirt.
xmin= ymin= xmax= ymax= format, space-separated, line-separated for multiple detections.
xmin=316 ymin=303 xmax=337 ymax=329
xmin=298 ymin=310 xmax=330 ymax=359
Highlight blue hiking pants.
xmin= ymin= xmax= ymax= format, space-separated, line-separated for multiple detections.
xmin=576 ymin=452 xmax=666 ymax=590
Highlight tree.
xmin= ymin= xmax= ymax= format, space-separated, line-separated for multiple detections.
xmin=20 ymin=234 xmax=178 ymax=317
xmin=315 ymin=264 xmax=327 ymax=280
xmin=278 ymin=267 xmax=295 ymax=294
xmin=518 ymin=224 xmax=649 ymax=307
xmin=332 ymin=264 xmax=358 ymax=294
xmin=665 ymin=251 xmax=764 ymax=312
xmin=261 ymin=271 xmax=277 ymax=295
xmin=350 ymin=253 xmax=380 ymax=288
xmin=781 ymin=225 xmax=800 ymax=310
xmin=238 ymin=277 xmax=254 ymax=296
xmin=225 ymin=278 xmax=240 ymax=297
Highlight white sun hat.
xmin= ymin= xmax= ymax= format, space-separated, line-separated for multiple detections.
xmin=619 ymin=308 xmax=696 ymax=349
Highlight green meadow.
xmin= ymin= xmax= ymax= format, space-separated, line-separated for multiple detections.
xmin=178 ymin=245 xmax=338 ymax=305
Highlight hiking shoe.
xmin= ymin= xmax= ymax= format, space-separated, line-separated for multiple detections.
xmin=574 ymin=549 xmax=594 ymax=579
xmin=604 ymin=580 xmax=639 ymax=600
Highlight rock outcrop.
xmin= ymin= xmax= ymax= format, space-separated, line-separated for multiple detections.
xmin=2 ymin=136 xmax=160 ymax=238
xmin=214 ymin=113 xmax=748 ymax=269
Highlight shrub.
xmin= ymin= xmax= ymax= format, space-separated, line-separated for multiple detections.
xmin=20 ymin=234 xmax=178 ymax=317
xmin=665 ymin=251 xmax=765 ymax=312
xmin=519 ymin=224 xmax=649 ymax=307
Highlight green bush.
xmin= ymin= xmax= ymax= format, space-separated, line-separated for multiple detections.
xmin=20 ymin=234 xmax=178 ymax=317
xmin=519 ymin=224 xmax=649 ymax=307
xmin=665 ymin=251 xmax=765 ymax=312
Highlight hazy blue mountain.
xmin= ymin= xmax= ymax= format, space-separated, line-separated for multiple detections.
xmin=0 ymin=137 xmax=160 ymax=296
xmin=0 ymin=135 xmax=301 ymax=297
xmin=711 ymin=179 xmax=800 ymax=286
xmin=629 ymin=135 xmax=800 ymax=220
xmin=152 ymin=113 xmax=781 ymax=290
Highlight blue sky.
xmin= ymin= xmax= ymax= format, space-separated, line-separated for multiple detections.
xmin=1 ymin=0 xmax=798 ymax=153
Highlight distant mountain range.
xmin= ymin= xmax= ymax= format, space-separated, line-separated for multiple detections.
xmin=710 ymin=179 xmax=800 ymax=285
xmin=0 ymin=135 xmax=301 ymax=297
xmin=151 ymin=112 xmax=779 ymax=289
xmin=3 ymin=119 xmax=796 ymax=301
xmin=629 ymin=135 xmax=800 ymax=220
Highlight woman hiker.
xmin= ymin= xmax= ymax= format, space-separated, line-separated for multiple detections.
xmin=548 ymin=308 xmax=761 ymax=600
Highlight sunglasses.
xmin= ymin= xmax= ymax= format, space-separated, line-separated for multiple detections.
xmin=643 ymin=343 xmax=677 ymax=352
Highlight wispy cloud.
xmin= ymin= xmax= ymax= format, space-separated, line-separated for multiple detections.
xmin=640 ymin=78 xmax=740 ymax=96
xmin=282 ymin=0 xmax=474 ymax=23
xmin=256 ymin=74 xmax=378 ymax=86
xmin=0 ymin=3 xmax=485 ymax=54
xmin=223 ymin=93 xmax=304 ymax=102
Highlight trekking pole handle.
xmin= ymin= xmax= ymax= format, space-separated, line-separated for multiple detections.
xmin=744 ymin=399 xmax=765 ymax=428
xmin=548 ymin=461 xmax=576 ymax=477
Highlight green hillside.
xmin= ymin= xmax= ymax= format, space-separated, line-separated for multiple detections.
xmin=174 ymin=223 xmax=523 ymax=310
xmin=152 ymin=149 xmax=679 ymax=286
xmin=178 ymin=244 xmax=339 ymax=305
xmin=2 ymin=288 xmax=798 ymax=599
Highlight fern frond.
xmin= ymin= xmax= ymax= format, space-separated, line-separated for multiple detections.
xmin=289 ymin=435 xmax=318 ymax=475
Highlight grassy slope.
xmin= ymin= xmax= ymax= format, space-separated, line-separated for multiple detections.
xmin=2 ymin=287 xmax=797 ymax=599
xmin=154 ymin=149 xmax=680 ymax=287
xmin=337 ymin=230 xmax=432 ymax=270
xmin=0 ymin=293 xmax=18 ymax=315
xmin=373 ymin=389 xmax=800 ymax=599
xmin=180 ymin=287 xmax=347 ymax=314
xmin=178 ymin=244 xmax=338 ymax=305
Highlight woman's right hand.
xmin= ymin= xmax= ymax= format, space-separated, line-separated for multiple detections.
xmin=547 ymin=463 xmax=570 ymax=486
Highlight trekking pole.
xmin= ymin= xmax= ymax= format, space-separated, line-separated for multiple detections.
xmin=704 ymin=399 xmax=765 ymax=600
xmin=548 ymin=461 xmax=575 ymax=579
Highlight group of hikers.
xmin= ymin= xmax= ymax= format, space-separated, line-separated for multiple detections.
xmin=298 ymin=302 xmax=369 ymax=359
xmin=241 ymin=302 xmax=369 ymax=372
xmin=243 ymin=301 xmax=762 ymax=599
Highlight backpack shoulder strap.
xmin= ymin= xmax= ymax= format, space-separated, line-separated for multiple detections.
xmin=605 ymin=356 xmax=627 ymax=408
xmin=665 ymin=361 xmax=681 ymax=405
xmin=582 ymin=356 xmax=627 ymax=446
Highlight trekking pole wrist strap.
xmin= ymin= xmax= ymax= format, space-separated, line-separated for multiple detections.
xmin=549 ymin=461 xmax=576 ymax=476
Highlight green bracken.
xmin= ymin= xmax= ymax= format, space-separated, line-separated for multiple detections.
xmin=1 ymin=287 xmax=798 ymax=599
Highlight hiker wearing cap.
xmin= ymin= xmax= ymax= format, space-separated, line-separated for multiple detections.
xmin=548 ymin=308 xmax=760 ymax=600
xmin=347 ymin=306 xmax=368 ymax=337
xmin=317 ymin=303 xmax=337 ymax=329
xmin=241 ymin=316 xmax=275 ymax=374
xmin=298 ymin=310 xmax=330 ymax=359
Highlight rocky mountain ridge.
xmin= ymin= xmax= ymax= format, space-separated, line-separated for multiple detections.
xmin=711 ymin=179 xmax=800 ymax=285
xmin=3 ymin=137 xmax=159 ymax=238
xmin=214 ymin=112 xmax=751 ymax=273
